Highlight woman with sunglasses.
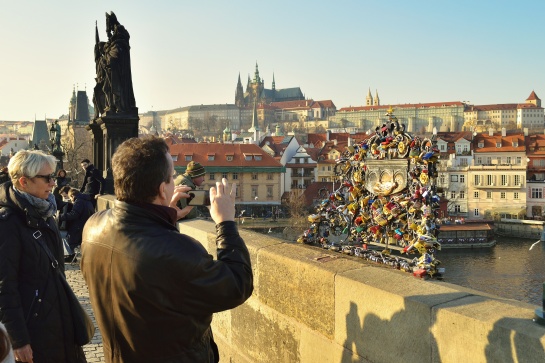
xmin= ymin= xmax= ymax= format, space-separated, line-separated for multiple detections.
xmin=0 ymin=150 xmax=87 ymax=363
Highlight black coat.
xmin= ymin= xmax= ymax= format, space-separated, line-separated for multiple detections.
xmin=60 ymin=193 xmax=94 ymax=248
xmin=81 ymin=201 xmax=254 ymax=363
xmin=0 ymin=182 xmax=86 ymax=363
xmin=0 ymin=171 xmax=9 ymax=185
xmin=52 ymin=176 xmax=71 ymax=210
xmin=79 ymin=165 xmax=104 ymax=196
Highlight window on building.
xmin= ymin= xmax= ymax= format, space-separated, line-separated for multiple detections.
xmin=454 ymin=205 xmax=461 ymax=212
xmin=532 ymin=188 xmax=543 ymax=199
xmin=232 ymin=172 xmax=238 ymax=180
xmin=486 ymin=157 xmax=492 ymax=164
xmin=477 ymin=157 xmax=482 ymax=165
xmin=208 ymin=155 xmax=215 ymax=161
xmin=251 ymin=185 xmax=258 ymax=198
xmin=516 ymin=157 xmax=521 ymax=165
xmin=226 ymin=155 xmax=233 ymax=161
xmin=474 ymin=191 xmax=479 ymax=198
xmin=500 ymin=192 xmax=506 ymax=199
xmin=474 ymin=209 xmax=479 ymax=216
xmin=487 ymin=175 xmax=494 ymax=185
xmin=460 ymin=175 xmax=465 ymax=183
xmin=501 ymin=175 xmax=507 ymax=186
xmin=254 ymin=154 xmax=262 ymax=161
xmin=440 ymin=144 xmax=446 ymax=151
xmin=459 ymin=191 xmax=465 ymax=199
xmin=209 ymin=173 xmax=215 ymax=181
xmin=459 ymin=158 xmax=468 ymax=166
xmin=251 ymin=173 xmax=258 ymax=180
xmin=506 ymin=156 xmax=511 ymax=164
xmin=327 ymin=166 xmax=331 ymax=171
xmin=450 ymin=191 xmax=456 ymax=199
xmin=487 ymin=191 xmax=492 ymax=199
xmin=440 ymin=174 xmax=446 ymax=185
xmin=222 ymin=172 xmax=228 ymax=179
xmin=514 ymin=175 xmax=521 ymax=186
xmin=185 ymin=155 xmax=192 ymax=161
xmin=267 ymin=173 xmax=273 ymax=180
xmin=474 ymin=175 xmax=480 ymax=185
xmin=267 ymin=186 xmax=273 ymax=198
xmin=514 ymin=192 xmax=519 ymax=199
xmin=450 ymin=175 xmax=458 ymax=182
xmin=496 ymin=157 xmax=501 ymax=164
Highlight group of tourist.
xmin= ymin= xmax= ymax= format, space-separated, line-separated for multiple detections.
xmin=0 ymin=135 xmax=253 ymax=363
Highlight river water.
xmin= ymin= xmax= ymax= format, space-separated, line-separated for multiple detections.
xmin=438 ymin=236 xmax=545 ymax=306
xmin=252 ymin=228 xmax=545 ymax=306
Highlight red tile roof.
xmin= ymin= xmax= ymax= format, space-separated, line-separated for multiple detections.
xmin=307 ymin=133 xmax=327 ymax=147
xmin=259 ymin=136 xmax=290 ymax=157
xmin=169 ymin=143 xmax=283 ymax=168
xmin=527 ymin=91 xmax=540 ymax=101
xmin=338 ymin=101 xmax=464 ymax=112
xmin=312 ymin=100 xmax=336 ymax=109
xmin=472 ymin=132 xmax=525 ymax=153
xmin=526 ymin=134 xmax=545 ymax=156
xmin=467 ymin=104 xmax=518 ymax=111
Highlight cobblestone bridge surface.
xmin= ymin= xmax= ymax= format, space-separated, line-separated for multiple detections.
xmin=65 ymin=263 xmax=105 ymax=363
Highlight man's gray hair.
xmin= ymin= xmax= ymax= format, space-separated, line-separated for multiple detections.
xmin=8 ymin=150 xmax=57 ymax=187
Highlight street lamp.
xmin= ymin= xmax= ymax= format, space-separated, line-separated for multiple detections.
xmin=49 ymin=120 xmax=65 ymax=170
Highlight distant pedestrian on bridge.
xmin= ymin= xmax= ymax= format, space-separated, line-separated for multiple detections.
xmin=81 ymin=136 xmax=253 ymax=363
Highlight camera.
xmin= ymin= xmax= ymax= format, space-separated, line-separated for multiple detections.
xmin=187 ymin=190 xmax=210 ymax=206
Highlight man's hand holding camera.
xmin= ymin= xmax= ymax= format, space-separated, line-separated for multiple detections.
xmin=169 ymin=179 xmax=236 ymax=223
xmin=169 ymin=185 xmax=194 ymax=220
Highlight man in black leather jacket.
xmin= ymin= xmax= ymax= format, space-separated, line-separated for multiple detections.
xmin=81 ymin=136 xmax=253 ymax=363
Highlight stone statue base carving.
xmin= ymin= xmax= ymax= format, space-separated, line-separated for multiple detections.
xmin=86 ymin=113 xmax=139 ymax=194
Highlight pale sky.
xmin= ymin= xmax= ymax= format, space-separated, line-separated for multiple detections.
xmin=1 ymin=0 xmax=544 ymax=121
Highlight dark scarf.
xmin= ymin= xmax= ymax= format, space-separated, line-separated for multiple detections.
xmin=13 ymin=186 xmax=57 ymax=220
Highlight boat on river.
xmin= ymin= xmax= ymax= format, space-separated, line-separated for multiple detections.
xmin=436 ymin=222 xmax=495 ymax=248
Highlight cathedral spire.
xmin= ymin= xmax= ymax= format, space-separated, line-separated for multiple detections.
xmin=253 ymin=62 xmax=261 ymax=83
xmin=366 ymin=87 xmax=373 ymax=106
xmin=374 ymin=89 xmax=380 ymax=106
xmin=235 ymin=72 xmax=244 ymax=107
xmin=272 ymin=73 xmax=276 ymax=91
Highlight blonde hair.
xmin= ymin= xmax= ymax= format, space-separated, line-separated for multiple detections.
xmin=8 ymin=150 xmax=57 ymax=188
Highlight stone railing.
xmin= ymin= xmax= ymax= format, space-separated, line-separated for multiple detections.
xmin=179 ymin=219 xmax=545 ymax=363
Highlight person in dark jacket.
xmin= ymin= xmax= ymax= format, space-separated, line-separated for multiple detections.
xmin=81 ymin=136 xmax=253 ymax=363
xmin=52 ymin=169 xmax=70 ymax=211
xmin=0 ymin=167 xmax=9 ymax=185
xmin=79 ymin=159 xmax=104 ymax=208
xmin=59 ymin=189 xmax=94 ymax=262
xmin=174 ymin=161 xmax=206 ymax=220
xmin=0 ymin=150 xmax=87 ymax=363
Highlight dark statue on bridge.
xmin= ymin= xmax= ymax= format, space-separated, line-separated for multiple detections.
xmin=93 ymin=11 xmax=137 ymax=119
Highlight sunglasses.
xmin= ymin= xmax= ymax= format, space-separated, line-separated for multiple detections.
xmin=32 ymin=174 xmax=56 ymax=183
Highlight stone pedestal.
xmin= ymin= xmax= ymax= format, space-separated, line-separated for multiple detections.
xmin=86 ymin=114 xmax=139 ymax=194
